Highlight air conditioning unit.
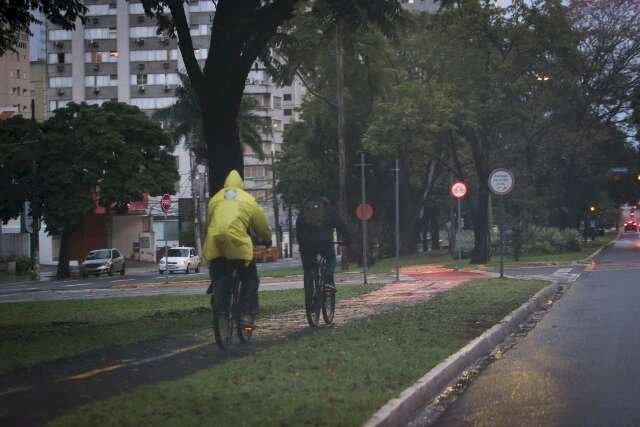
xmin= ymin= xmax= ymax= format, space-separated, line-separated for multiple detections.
xmin=89 ymin=39 xmax=98 ymax=48
xmin=135 ymin=38 xmax=144 ymax=46
xmin=54 ymin=41 xmax=64 ymax=49
xmin=56 ymin=64 xmax=64 ymax=72
xmin=93 ymin=87 xmax=101 ymax=94
xmin=137 ymin=15 xmax=145 ymax=23
xmin=93 ymin=63 xmax=100 ymax=71
xmin=137 ymin=63 xmax=145 ymax=70
xmin=92 ymin=17 xmax=99 ymax=25
xmin=138 ymin=85 xmax=145 ymax=93
xmin=57 ymin=88 xmax=65 ymax=96
xmin=159 ymin=36 xmax=169 ymax=45
xmin=164 ymin=84 xmax=171 ymax=92
xmin=162 ymin=61 xmax=170 ymax=69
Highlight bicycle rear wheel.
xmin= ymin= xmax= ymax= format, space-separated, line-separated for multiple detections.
xmin=320 ymin=260 xmax=335 ymax=324
xmin=235 ymin=277 xmax=254 ymax=343
xmin=304 ymin=265 xmax=321 ymax=327
xmin=212 ymin=286 xmax=234 ymax=350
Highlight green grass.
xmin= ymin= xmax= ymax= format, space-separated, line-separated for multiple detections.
xmin=0 ymin=284 xmax=379 ymax=374
xmin=51 ymin=278 xmax=547 ymax=427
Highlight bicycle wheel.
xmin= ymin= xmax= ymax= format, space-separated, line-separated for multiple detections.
xmin=235 ymin=277 xmax=254 ymax=343
xmin=304 ymin=262 xmax=322 ymax=327
xmin=321 ymin=261 xmax=335 ymax=324
xmin=212 ymin=283 xmax=234 ymax=350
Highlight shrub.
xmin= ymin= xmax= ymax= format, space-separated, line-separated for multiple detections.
xmin=15 ymin=256 xmax=32 ymax=274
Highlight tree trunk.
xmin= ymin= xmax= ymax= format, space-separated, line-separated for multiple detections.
xmin=56 ymin=228 xmax=72 ymax=279
xmin=471 ymin=182 xmax=490 ymax=263
xmin=202 ymin=101 xmax=244 ymax=194
xmin=335 ymin=16 xmax=350 ymax=270
xmin=430 ymin=204 xmax=440 ymax=250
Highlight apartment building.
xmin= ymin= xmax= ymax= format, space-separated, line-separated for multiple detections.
xmin=0 ymin=32 xmax=32 ymax=117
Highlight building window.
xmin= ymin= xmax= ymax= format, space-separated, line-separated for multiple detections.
xmin=84 ymin=28 xmax=116 ymax=40
xmin=284 ymin=109 xmax=292 ymax=116
xmin=110 ymin=50 xmax=118 ymax=57
xmin=273 ymin=96 xmax=282 ymax=109
xmin=128 ymin=3 xmax=145 ymax=14
xmin=136 ymin=73 xmax=148 ymax=85
xmin=49 ymin=100 xmax=69 ymax=112
xmin=130 ymin=97 xmax=178 ymax=110
xmin=16 ymin=69 xmax=20 ymax=79
xmin=110 ymin=74 xmax=118 ymax=81
xmin=283 ymin=93 xmax=292 ymax=101
xmin=85 ymin=75 xmax=118 ymax=87
xmin=48 ymin=30 xmax=72 ymax=41
xmin=130 ymin=49 xmax=178 ymax=61
xmin=272 ymin=119 xmax=282 ymax=131
xmin=49 ymin=77 xmax=73 ymax=87
xmin=57 ymin=52 xmax=65 ymax=64
xmin=129 ymin=26 xmax=156 ymax=38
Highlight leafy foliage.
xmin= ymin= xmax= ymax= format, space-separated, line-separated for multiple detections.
xmin=0 ymin=0 xmax=87 ymax=54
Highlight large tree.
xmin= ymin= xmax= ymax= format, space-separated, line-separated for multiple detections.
xmin=0 ymin=0 xmax=87 ymax=54
xmin=34 ymin=102 xmax=178 ymax=278
xmin=140 ymin=0 xmax=401 ymax=194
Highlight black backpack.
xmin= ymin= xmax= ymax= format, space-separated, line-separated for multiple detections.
xmin=302 ymin=198 xmax=328 ymax=228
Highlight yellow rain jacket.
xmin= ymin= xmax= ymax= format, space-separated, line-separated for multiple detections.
xmin=203 ymin=170 xmax=271 ymax=263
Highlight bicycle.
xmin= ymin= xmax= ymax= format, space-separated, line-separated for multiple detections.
xmin=304 ymin=242 xmax=344 ymax=328
xmin=210 ymin=264 xmax=254 ymax=350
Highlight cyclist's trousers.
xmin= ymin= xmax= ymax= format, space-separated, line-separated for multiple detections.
xmin=209 ymin=258 xmax=259 ymax=315
xmin=300 ymin=242 xmax=336 ymax=283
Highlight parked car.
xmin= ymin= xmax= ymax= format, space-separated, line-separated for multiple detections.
xmin=624 ymin=220 xmax=638 ymax=232
xmin=158 ymin=246 xmax=200 ymax=274
xmin=81 ymin=248 xmax=125 ymax=277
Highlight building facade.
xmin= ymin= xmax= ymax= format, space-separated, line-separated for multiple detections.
xmin=400 ymin=0 xmax=441 ymax=13
xmin=0 ymin=32 xmax=32 ymax=116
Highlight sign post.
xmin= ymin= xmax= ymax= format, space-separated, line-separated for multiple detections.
xmin=161 ymin=193 xmax=171 ymax=284
xmin=393 ymin=158 xmax=400 ymax=281
xmin=488 ymin=169 xmax=515 ymax=278
xmin=356 ymin=152 xmax=372 ymax=285
xmin=450 ymin=181 xmax=468 ymax=263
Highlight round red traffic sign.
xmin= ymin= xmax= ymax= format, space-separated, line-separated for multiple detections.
xmin=160 ymin=193 xmax=171 ymax=212
xmin=450 ymin=181 xmax=468 ymax=199
xmin=356 ymin=203 xmax=374 ymax=221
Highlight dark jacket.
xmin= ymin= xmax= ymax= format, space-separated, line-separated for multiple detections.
xmin=296 ymin=209 xmax=351 ymax=247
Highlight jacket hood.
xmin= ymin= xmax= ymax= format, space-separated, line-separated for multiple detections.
xmin=224 ymin=170 xmax=244 ymax=189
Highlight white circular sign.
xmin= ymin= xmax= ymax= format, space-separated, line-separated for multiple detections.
xmin=450 ymin=181 xmax=468 ymax=199
xmin=488 ymin=169 xmax=515 ymax=196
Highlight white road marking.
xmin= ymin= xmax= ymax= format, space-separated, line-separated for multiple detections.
xmin=63 ymin=283 xmax=90 ymax=287
xmin=0 ymin=385 xmax=33 ymax=397
xmin=110 ymin=279 xmax=135 ymax=283
xmin=554 ymin=268 xmax=572 ymax=274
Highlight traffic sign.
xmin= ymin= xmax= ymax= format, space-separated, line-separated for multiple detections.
xmin=450 ymin=181 xmax=468 ymax=199
xmin=160 ymin=193 xmax=171 ymax=212
xmin=488 ymin=169 xmax=515 ymax=196
xmin=356 ymin=203 xmax=374 ymax=221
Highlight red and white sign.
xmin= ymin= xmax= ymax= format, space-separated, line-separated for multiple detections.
xmin=450 ymin=181 xmax=468 ymax=199
xmin=160 ymin=193 xmax=171 ymax=213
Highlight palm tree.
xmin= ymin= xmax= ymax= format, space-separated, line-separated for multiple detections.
xmin=154 ymin=72 xmax=266 ymax=165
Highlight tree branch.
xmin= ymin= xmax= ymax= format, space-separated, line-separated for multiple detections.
xmin=295 ymin=70 xmax=337 ymax=108
xmin=167 ymin=0 xmax=205 ymax=93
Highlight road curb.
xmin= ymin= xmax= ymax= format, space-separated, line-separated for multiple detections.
xmin=582 ymin=240 xmax=615 ymax=263
xmin=363 ymin=280 xmax=562 ymax=427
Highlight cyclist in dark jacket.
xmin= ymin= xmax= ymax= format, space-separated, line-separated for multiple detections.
xmin=296 ymin=196 xmax=351 ymax=290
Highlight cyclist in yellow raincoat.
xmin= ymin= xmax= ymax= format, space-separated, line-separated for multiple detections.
xmin=203 ymin=170 xmax=272 ymax=326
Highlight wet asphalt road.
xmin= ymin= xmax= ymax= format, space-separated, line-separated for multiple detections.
xmin=434 ymin=232 xmax=640 ymax=427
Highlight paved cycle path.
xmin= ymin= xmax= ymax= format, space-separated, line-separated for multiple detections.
xmin=0 ymin=266 xmax=485 ymax=425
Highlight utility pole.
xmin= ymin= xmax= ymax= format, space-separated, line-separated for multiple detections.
xmin=394 ymin=158 xmax=400 ymax=281
xmin=356 ymin=152 xmax=370 ymax=285
xmin=29 ymin=98 xmax=40 ymax=281
xmin=336 ymin=16 xmax=348 ymax=270
xmin=189 ymin=150 xmax=203 ymax=258
xmin=271 ymin=152 xmax=281 ymax=257
xmin=288 ymin=205 xmax=293 ymax=258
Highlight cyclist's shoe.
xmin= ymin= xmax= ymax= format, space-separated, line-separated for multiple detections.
xmin=324 ymin=281 xmax=337 ymax=293
xmin=239 ymin=314 xmax=256 ymax=331
xmin=206 ymin=281 xmax=215 ymax=295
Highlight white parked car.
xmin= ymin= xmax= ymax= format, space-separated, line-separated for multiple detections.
xmin=159 ymin=247 xmax=200 ymax=274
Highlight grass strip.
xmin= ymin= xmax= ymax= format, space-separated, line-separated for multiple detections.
xmin=0 ymin=284 xmax=379 ymax=374
xmin=51 ymin=278 xmax=546 ymax=427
